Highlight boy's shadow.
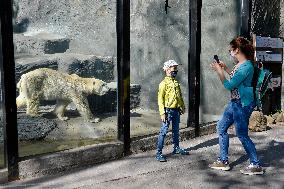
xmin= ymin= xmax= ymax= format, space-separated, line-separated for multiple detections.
xmin=185 ymin=134 xmax=235 ymax=151
xmin=166 ymin=134 xmax=234 ymax=158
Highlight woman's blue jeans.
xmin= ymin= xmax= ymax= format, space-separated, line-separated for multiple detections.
xmin=157 ymin=108 xmax=180 ymax=153
xmin=217 ymin=99 xmax=260 ymax=165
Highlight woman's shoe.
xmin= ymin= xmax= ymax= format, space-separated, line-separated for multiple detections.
xmin=240 ymin=163 xmax=264 ymax=175
xmin=209 ymin=158 xmax=230 ymax=171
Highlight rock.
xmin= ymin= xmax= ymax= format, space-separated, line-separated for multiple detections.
xmin=17 ymin=114 xmax=57 ymax=141
xmin=275 ymin=112 xmax=284 ymax=122
xmin=56 ymin=53 xmax=115 ymax=82
xmin=88 ymin=82 xmax=141 ymax=113
xmin=15 ymin=55 xmax=58 ymax=83
xmin=15 ymin=53 xmax=115 ymax=83
xmin=45 ymin=116 xmax=104 ymax=140
xmin=14 ymin=32 xmax=70 ymax=55
xmin=13 ymin=17 xmax=29 ymax=33
xmin=0 ymin=124 xmax=3 ymax=143
xmin=67 ymin=82 xmax=141 ymax=113
xmin=129 ymin=84 xmax=141 ymax=109
xmin=0 ymin=114 xmax=57 ymax=141
xmin=265 ymin=115 xmax=276 ymax=124
xmin=271 ymin=112 xmax=280 ymax=121
xmin=249 ymin=111 xmax=267 ymax=132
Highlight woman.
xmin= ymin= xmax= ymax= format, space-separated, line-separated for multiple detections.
xmin=209 ymin=37 xmax=263 ymax=175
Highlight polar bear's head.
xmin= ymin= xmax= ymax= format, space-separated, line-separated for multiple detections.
xmin=90 ymin=78 xmax=110 ymax=96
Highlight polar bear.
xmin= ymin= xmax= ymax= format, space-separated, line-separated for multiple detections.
xmin=16 ymin=68 xmax=110 ymax=122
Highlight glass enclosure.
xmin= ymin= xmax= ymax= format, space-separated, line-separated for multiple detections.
xmin=200 ymin=0 xmax=241 ymax=124
xmin=130 ymin=0 xmax=189 ymax=138
xmin=13 ymin=0 xmax=118 ymax=157
xmin=1 ymin=0 xmax=245 ymax=160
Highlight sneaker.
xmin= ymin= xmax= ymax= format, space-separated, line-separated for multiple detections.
xmin=156 ymin=153 xmax=167 ymax=162
xmin=240 ymin=163 xmax=264 ymax=175
xmin=172 ymin=147 xmax=189 ymax=155
xmin=209 ymin=158 xmax=230 ymax=171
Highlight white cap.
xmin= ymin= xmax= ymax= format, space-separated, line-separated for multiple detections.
xmin=163 ymin=60 xmax=179 ymax=71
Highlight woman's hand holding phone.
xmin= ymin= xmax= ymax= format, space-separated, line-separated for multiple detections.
xmin=218 ymin=61 xmax=227 ymax=70
xmin=210 ymin=61 xmax=222 ymax=72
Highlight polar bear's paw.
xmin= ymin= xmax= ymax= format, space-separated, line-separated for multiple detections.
xmin=87 ymin=118 xmax=100 ymax=123
xmin=27 ymin=112 xmax=42 ymax=118
xmin=58 ymin=116 xmax=69 ymax=121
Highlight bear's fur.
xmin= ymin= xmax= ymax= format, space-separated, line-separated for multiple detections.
xmin=16 ymin=68 xmax=109 ymax=122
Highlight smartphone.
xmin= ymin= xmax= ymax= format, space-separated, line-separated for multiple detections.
xmin=213 ymin=55 xmax=220 ymax=63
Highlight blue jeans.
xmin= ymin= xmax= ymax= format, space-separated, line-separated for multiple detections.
xmin=217 ymin=99 xmax=260 ymax=165
xmin=157 ymin=108 xmax=180 ymax=153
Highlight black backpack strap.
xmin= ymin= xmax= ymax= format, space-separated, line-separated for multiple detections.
xmin=251 ymin=62 xmax=261 ymax=111
xmin=251 ymin=65 xmax=259 ymax=101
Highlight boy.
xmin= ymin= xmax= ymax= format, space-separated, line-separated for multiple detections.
xmin=156 ymin=60 xmax=189 ymax=162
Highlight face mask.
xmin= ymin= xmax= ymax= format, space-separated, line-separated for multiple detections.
xmin=230 ymin=50 xmax=238 ymax=64
xmin=230 ymin=50 xmax=236 ymax=57
xmin=171 ymin=70 xmax=178 ymax=78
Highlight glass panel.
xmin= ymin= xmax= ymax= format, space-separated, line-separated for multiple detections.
xmin=0 ymin=20 xmax=5 ymax=169
xmin=130 ymin=1 xmax=189 ymax=138
xmin=0 ymin=66 xmax=4 ymax=169
xmin=200 ymin=0 xmax=240 ymax=124
xmin=13 ymin=0 xmax=118 ymax=157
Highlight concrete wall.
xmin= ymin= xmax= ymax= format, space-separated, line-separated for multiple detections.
xmin=16 ymin=0 xmax=117 ymax=57
xmin=130 ymin=0 xmax=189 ymax=109
xmin=200 ymin=0 xmax=241 ymax=122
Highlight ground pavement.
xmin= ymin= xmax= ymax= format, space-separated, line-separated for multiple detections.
xmin=2 ymin=125 xmax=284 ymax=189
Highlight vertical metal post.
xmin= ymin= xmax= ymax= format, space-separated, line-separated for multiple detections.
xmin=188 ymin=0 xmax=201 ymax=136
xmin=117 ymin=0 xmax=130 ymax=154
xmin=240 ymin=0 xmax=252 ymax=38
xmin=0 ymin=0 xmax=19 ymax=181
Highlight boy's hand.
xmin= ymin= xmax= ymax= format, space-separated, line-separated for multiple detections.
xmin=179 ymin=108 xmax=185 ymax=115
xmin=161 ymin=114 xmax=166 ymax=122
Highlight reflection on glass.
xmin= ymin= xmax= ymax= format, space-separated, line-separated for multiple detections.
xmin=13 ymin=0 xmax=118 ymax=157
xmin=0 ymin=71 xmax=4 ymax=168
xmin=130 ymin=1 xmax=189 ymax=138
xmin=0 ymin=19 xmax=5 ymax=168
xmin=200 ymin=0 xmax=240 ymax=124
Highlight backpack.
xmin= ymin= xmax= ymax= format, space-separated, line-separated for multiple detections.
xmin=251 ymin=62 xmax=272 ymax=110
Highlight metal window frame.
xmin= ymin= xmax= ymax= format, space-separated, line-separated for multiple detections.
xmin=0 ymin=0 xmax=19 ymax=181
xmin=240 ymin=0 xmax=252 ymax=39
xmin=117 ymin=0 xmax=130 ymax=154
xmin=117 ymin=0 xmax=202 ymax=144
xmin=188 ymin=0 xmax=201 ymax=136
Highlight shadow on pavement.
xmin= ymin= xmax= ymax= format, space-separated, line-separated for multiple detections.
xmin=185 ymin=134 xmax=235 ymax=151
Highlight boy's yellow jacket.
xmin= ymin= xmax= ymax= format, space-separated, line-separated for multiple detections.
xmin=158 ymin=76 xmax=185 ymax=115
